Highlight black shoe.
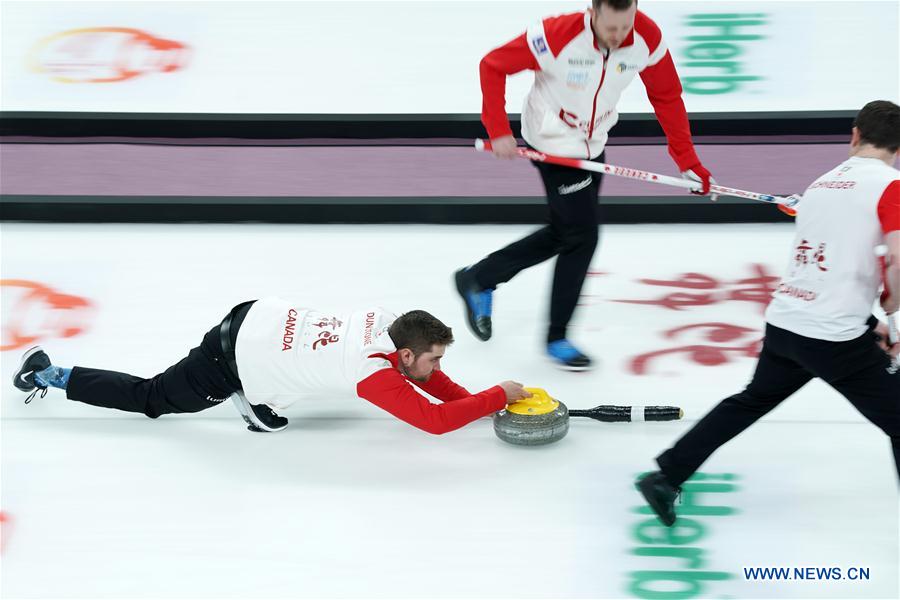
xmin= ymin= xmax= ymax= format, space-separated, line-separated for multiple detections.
xmin=13 ymin=346 xmax=51 ymax=393
xmin=636 ymin=471 xmax=680 ymax=527
xmin=454 ymin=268 xmax=493 ymax=341
xmin=231 ymin=391 xmax=288 ymax=432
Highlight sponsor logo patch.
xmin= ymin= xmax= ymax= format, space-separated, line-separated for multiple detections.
xmin=558 ymin=176 xmax=593 ymax=195
xmin=566 ymin=70 xmax=589 ymax=89
xmin=616 ymin=62 xmax=639 ymax=73
xmin=568 ymin=57 xmax=596 ymax=67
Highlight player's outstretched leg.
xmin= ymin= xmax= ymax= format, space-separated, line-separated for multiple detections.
xmin=14 ymin=325 xmax=242 ymax=421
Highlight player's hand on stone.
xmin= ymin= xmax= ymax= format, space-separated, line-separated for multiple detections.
xmin=499 ymin=381 xmax=531 ymax=403
xmin=491 ymin=135 xmax=519 ymax=160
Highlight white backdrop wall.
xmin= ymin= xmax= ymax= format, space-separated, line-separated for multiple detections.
xmin=1 ymin=0 xmax=897 ymax=115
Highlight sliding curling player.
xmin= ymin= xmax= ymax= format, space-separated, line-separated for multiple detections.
xmin=14 ymin=298 xmax=682 ymax=444
xmin=12 ymin=299 xmax=531 ymax=435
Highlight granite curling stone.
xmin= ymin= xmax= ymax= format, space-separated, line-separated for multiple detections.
xmin=493 ymin=388 xmax=569 ymax=446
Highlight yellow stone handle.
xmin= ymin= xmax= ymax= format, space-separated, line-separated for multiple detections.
xmin=506 ymin=387 xmax=560 ymax=415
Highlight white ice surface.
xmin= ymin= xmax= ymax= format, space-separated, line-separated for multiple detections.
xmin=1 ymin=223 xmax=897 ymax=599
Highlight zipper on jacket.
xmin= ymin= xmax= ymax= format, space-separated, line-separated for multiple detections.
xmin=586 ymin=48 xmax=610 ymax=157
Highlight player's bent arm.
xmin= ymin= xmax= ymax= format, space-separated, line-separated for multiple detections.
xmin=639 ymin=53 xmax=699 ymax=171
xmin=357 ymin=369 xmax=507 ymax=435
xmin=480 ymin=34 xmax=539 ymax=140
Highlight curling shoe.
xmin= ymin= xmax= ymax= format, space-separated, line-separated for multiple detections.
xmin=13 ymin=346 xmax=52 ymax=403
xmin=454 ymin=267 xmax=493 ymax=341
xmin=635 ymin=471 xmax=680 ymax=527
xmin=231 ymin=391 xmax=288 ymax=432
xmin=546 ymin=339 xmax=592 ymax=371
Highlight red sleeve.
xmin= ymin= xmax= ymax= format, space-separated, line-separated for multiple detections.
xmin=634 ymin=13 xmax=699 ymax=171
xmin=634 ymin=11 xmax=662 ymax=54
xmin=639 ymin=53 xmax=700 ymax=171
xmin=410 ymin=369 xmax=471 ymax=402
xmin=356 ymin=369 xmax=507 ymax=435
xmin=878 ymin=180 xmax=900 ymax=233
xmin=480 ymin=33 xmax=538 ymax=140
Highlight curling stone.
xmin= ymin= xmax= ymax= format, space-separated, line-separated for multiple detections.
xmin=493 ymin=388 xmax=569 ymax=446
xmin=494 ymin=388 xmax=685 ymax=446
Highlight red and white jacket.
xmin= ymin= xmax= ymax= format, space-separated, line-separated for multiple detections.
xmin=766 ymin=157 xmax=900 ymax=341
xmin=481 ymin=9 xmax=699 ymax=168
xmin=235 ymin=298 xmax=506 ymax=434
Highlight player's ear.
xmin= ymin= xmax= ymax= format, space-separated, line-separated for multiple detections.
xmin=397 ymin=348 xmax=414 ymax=366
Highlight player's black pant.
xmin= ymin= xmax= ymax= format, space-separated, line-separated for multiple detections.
xmin=65 ymin=302 xmax=253 ymax=418
xmin=470 ymin=153 xmax=604 ymax=342
xmin=657 ymin=323 xmax=900 ymax=485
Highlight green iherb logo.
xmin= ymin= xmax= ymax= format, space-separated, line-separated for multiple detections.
xmin=627 ymin=472 xmax=739 ymax=599
xmin=679 ymin=14 xmax=766 ymax=95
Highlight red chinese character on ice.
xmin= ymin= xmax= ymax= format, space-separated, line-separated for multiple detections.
xmin=726 ymin=264 xmax=779 ymax=310
xmin=614 ymin=273 xmax=719 ymax=310
xmin=312 ymin=330 xmax=340 ymax=350
xmin=630 ymin=322 xmax=762 ymax=375
xmin=612 ymin=265 xmax=778 ymax=313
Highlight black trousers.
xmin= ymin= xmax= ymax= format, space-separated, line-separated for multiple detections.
xmin=471 ymin=153 xmax=604 ymax=342
xmin=66 ymin=302 xmax=253 ymax=418
xmin=657 ymin=323 xmax=900 ymax=485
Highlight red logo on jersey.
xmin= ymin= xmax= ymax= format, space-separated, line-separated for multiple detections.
xmin=312 ymin=331 xmax=340 ymax=350
xmin=775 ymin=283 xmax=817 ymax=301
xmin=282 ymin=309 xmax=298 ymax=351
xmin=794 ymin=239 xmax=829 ymax=272
xmin=809 ymin=180 xmax=856 ymax=190
xmin=312 ymin=317 xmax=343 ymax=330
xmin=362 ymin=312 xmax=376 ymax=346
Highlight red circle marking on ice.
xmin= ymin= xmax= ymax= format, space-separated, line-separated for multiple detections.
xmin=0 ymin=511 xmax=10 ymax=553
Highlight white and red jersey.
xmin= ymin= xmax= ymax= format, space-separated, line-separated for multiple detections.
xmin=481 ymin=9 xmax=699 ymax=168
xmin=235 ymin=298 xmax=506 ymax=434
xmin=765 ymin=157 xmax=900 ymax=341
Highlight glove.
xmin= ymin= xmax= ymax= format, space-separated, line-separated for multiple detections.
xmin=681 ymin=163 xmax=717 ymax=201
